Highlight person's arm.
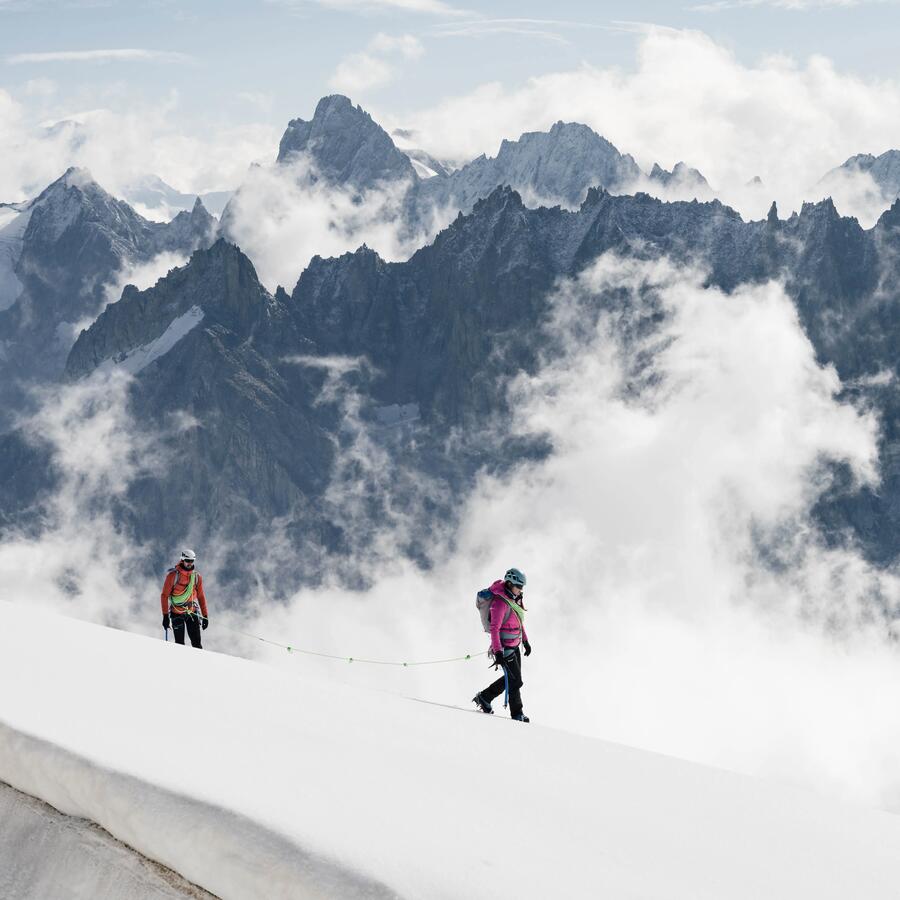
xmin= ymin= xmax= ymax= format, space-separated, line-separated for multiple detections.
xmin=489 ymin=598 xmax=505 ymax=654
xmin=196 ymin=574 xmax=208 ymax=619
xmin=160 ymin=571 xmax=174 ymax=616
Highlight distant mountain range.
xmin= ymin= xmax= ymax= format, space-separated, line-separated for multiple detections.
xmin=4 ymin=97 xmax=900 ymax=586
xmin=229 ymin=95 xmax=714 ymax=233
xmin=9 ymin=184 xmax=898 ymax=578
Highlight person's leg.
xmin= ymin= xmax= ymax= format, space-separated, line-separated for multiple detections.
xmin=506 ymin=649 xmax=524 ymax=718
xmin=171 ymin=614 xmax=186 ymax=645
xmin=185 ymin=614 xmax=203 ymax=649
xmin=480 ymin=670 xmax=507 ymax=704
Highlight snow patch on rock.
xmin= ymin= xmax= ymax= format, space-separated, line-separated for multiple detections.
xmin=99 ymin=305 xmax=204 ymax=375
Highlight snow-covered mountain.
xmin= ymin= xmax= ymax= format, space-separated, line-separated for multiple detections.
xmin=4 ymin=602 xmax=900 ymax=900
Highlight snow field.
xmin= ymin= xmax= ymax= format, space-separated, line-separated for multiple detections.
xmin=2 ymin=601 xmax=900 ymax=900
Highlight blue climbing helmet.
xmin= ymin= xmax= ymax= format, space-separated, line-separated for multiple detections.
xmin=504 ymin=567 xmax=526 ymax=588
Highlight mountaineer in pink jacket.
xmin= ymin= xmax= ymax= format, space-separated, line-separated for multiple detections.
xmin=473 ymin=568 xmax=531 ymax=722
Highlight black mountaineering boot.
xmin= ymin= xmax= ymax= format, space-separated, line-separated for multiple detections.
xmin=512 ymin=713 xmax=530 ymax=723
xmin=473 ymin=693 xmax=493 ymax=714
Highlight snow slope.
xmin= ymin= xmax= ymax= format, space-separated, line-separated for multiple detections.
xmin=0 ymin=781 xmax=213 ymax=899
xmin=2 ymin=601 xmax=900 ymax=900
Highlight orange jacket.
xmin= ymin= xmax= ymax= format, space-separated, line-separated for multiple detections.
xmin=161 ymin=563 xmax=208 ymax=618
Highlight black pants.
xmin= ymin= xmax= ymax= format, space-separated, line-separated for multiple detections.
xmin=172 ymin=613 xmax=203 ymax=648
xmin=481 ymin=647 xmax=523 ymax=717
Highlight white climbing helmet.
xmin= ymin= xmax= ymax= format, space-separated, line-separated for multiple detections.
xmin=180 ymin=548 xmax=197 ymax=564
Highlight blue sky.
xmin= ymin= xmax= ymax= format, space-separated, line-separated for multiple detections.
xmin=2 ymin=0 xmax=899 ymax=139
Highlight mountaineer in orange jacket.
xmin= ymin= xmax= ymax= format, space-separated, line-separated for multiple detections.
xmin=160 ymin=549 xmax=208 ymax=648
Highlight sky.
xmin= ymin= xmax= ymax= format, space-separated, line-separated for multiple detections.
xmin=2 ymin=0 xmax=900 ymax=195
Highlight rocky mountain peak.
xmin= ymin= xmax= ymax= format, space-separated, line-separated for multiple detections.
xmin=469 ymin=184 xmax=525 ymax=217
xmin=415 ymin=119 xmax=642 ymax=219
xmin=580 ymin=185 xmax=611 ymax=209
xmin=876 ymin=197 xmax=900 ymax=230
xmin=57 ymin=166 xmax=96 ymax=190
xmin=36 ymin=166 xmax=100 ymax=202
xmin=799 ymin=196 xmax=841 ymax=221
xmin=66 ymin=238 xmax=270 ymax=380
xmin=276 ymin=94 xmax=417 ymax=189
xmin=155 ymin=197 xmax=217 ymax=254
xmin=649 ymin=162 xmax=712 ymax=193
xmin=25 ymin=167 xmax=135 ymax=247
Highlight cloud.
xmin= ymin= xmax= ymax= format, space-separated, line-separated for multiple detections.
xmin=272 ymin=0 xmax=462 ymax=15
xmin=0 ymin=87 xmax=276 ymax=204
xmin=7 ymin=49 xmax=193 ymax=65
xmin=429 ymin=17 xmax=607 ymax=45
xmin=329 ymin=32 xmax=424 ymax=94
xmin=100 ymin=249 xmax=190 ymax=311
xmin=23 ymin=77 xmax=57 ymax=97
xmin=383 ymin=27 xmax=900 ymax=223
xmin=222 ymin=153 xmax=425 ymax=292
xmin=692 ymin=0 xmax=885 ymax=10
xmin=0 ymin=0 xmax=118 ymax=8
xmin=330 ymin=53 xmax=395 ymax=94
xmin=236 ymin=90 xmax=274 ymax=113
xmin=0 ymin=371 xmax=163 ymax=631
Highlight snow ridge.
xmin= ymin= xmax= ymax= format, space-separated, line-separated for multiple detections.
xmin=4 ymin=604 xmax=900 ymax=900
xmin=0 ymin=722 xmax=393 ymax=900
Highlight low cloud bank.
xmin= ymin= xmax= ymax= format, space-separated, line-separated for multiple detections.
xmin=0 ymin=89 xmax=275 ymax=204
xmin=222 ymin=155 xmax=439 ymax=292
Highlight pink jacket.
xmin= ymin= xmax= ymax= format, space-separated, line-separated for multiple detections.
xmin=488 ymin=580 xmax=528 ymax=653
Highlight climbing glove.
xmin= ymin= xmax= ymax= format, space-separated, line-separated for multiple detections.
xmin=523 ymin=640 xmax=532 ymax=657
xmin=201 ymin=615 xmax=209 ymax=631
xmin=162 ymin=613 xmax=170 ymax=629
